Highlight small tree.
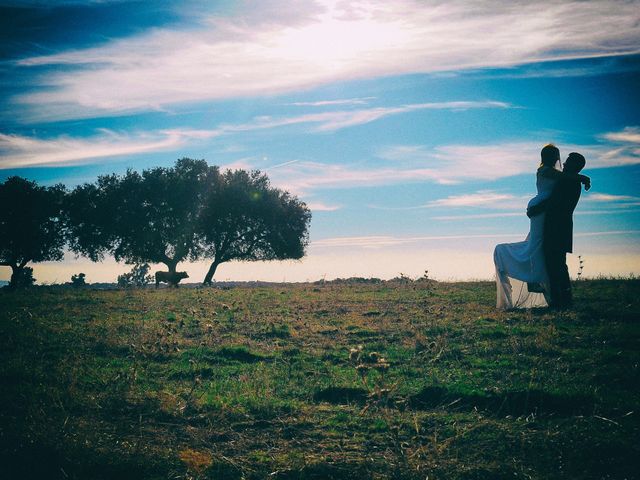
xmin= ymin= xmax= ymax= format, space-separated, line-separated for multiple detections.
xmin=199 ymin=169 xmax=311 ymax=284
xmin=70 ymin=273 xmax=87 ymax=287
xmin=10 ymin=266 xmax=36 ymax=288
xmin=117 ymin=263 xmax=153 ymax=288
xmin=0 ymin=177 xmax=66 ymax=289
xmin=67 ymin=159 xmax=211 ymax=274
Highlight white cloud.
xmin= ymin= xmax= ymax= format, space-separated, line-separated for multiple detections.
xmin=368 ymin=190 xmax=524 ymax=211
xmin=268 ymin=129 xmax=640 ymax=193
xmin=11 ymin=0 xmax=640 ymax=120
xmin=427 ymin=190 xmax=518 ymax=208
xmin=312 ymin=230 xmax=640 ymax=249
xmin=288 ymin=97 xmax=375 ymax=106
xmin=432 ymin=209 xmax=640 ymax=221
xmin=378 ymin=142 xmax=542 ymax=181
xmin=266 ymin=159 xmax=449 ymax=195
xmin=214 ymin=100 xmax=509 ymax=135
xmin=0 ymin=130 xmax=197 ymax=169
xmin=601 ymin=126 xmax=640 ymax=144
xmin=588 ymin=193 xmax=639 ymax=202
xmin=306 ymin=202 xmax=341 ymax=211
xmin=312 ymin=233 xmax=523 ymax=248
xmin=432 ymin=212 xmax=523 ymax=221
xmin=0 ymin=100 xmax=508 ymax=168
xmin=380 ymin=131 xmax=640 ymax=177
xmin=4 ymin=124 xmax=639 ymax=193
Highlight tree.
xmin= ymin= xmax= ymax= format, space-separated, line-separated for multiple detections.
xmin=70 ymin=273 xmax=87 ymax=287
xmin=199 ymin=169 xmax=311 ymax=284
xmin=66 ymin=159 xmax=310 ymax=284
xmin=0 ymin=177 xmax=66 ymax=289
xmin=67 ymin=159 xmax=212 ymax=274
xmin=117 ymin=263 xmax=153 ymax=288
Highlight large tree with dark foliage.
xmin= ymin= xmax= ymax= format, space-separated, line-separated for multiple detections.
xmin=67 ymin=158 xmax=212 ymax=274
xmin=199 ymin=169 xmax=311 ymax=284
xmin=66 ymin=159 xmax=310 ymax=284
xmin=0 ymin=176 xmax=66 ymax=288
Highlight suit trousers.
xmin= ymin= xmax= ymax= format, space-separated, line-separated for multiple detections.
xmin=544 ymin=245 xmax=572 ymax=307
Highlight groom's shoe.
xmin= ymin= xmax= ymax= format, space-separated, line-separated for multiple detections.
xmin=560 ymin=289 xmax=573 ymax=309
xmin=549 ymin=299 xmax=573 ymax=311
xmin=548 ymin=301 xmax=563 ymax=311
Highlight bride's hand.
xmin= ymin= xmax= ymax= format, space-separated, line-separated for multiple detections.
xmin=580 ymin=174 xmax=591 ymax=191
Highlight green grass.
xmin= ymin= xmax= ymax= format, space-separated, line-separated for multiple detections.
xmin=1 ymin=279 xmax=639 ymax=479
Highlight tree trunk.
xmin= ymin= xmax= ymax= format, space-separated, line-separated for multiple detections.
xmin=9 ymin=264 xmax=20 ymax=289
xmin=160 ymin=259 xmax=181 ymax=288
xmin=165 ymin=259 xmax=178 ymax=274
xmin=203 ymin=260 xmax=221 ymax=285
xmin=8 ymin=261 xmax=28 ymax=289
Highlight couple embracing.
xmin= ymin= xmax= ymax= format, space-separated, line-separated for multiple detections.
xmin=494 ymin=144 xmax=589 ymax=310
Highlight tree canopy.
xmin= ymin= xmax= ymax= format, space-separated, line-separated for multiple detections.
xmin=0 ymin=176 xmax=66 ymax=288
xmin=199 ymin=169 xmax=311 ymax=284
xmin=67 ymin=158 xmax=212 ymax=273
xmin=65 ymin=158 xmax=311 ymax=284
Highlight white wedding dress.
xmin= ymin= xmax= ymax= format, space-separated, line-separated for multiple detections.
xmin=494 ymin=168 xmax=557 ymax=309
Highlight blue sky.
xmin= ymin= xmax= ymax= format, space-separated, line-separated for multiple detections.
xmin=1 ymin=0 xmax=639 ymax=283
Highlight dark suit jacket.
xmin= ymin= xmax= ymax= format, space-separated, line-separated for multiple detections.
xmin=543 ymin=176 xmax=581 ymax=253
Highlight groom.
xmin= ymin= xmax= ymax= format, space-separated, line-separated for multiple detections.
xmin=527 ymin=152 xmax=587 ymax=309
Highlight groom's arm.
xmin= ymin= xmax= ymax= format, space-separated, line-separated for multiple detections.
xmin=526 ymin=200 xmax=548 ymax=218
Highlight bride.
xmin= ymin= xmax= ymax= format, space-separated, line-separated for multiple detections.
xmin=494 ymin=144 xmax=589 ymax=309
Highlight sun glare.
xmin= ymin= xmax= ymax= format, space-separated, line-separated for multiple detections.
xmin=272 ymin=17 xmax=411 ymax=70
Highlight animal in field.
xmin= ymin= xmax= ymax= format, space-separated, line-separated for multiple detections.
xmin=155 ymin=270 xmax=189 ymax=288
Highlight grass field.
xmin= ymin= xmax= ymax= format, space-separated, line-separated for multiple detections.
xmin=1 ymin=279 xmax=639 ymax=479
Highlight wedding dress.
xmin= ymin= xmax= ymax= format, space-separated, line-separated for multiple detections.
xmin=494 ymin=167 xmax=557 ymax=309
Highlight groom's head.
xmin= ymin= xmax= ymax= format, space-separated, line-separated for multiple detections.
xmin=541 ymin=144 xmax=560 ymax=167
xmin=563 ymin=152 xmax=586 ymax=173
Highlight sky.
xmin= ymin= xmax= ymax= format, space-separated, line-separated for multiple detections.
xmin=1 ymin=0 xmax=639 ymax=284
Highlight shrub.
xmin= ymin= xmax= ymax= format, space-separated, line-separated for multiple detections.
xmin=117 ymin=263 xmax=153 ymax=288
xmin=70 ymin=273 xmax=86 ymax=287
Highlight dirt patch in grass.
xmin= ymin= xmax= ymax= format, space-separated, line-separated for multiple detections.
xmin=409 ymin=386 xmax=595 ymax=416
xmin=313 ymin=386 xmax=369 ymax=405
xmin=217 ymin=345 xmax=269 ymax=363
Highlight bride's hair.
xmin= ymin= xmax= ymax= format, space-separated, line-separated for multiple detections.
xmin=540 ymin=144 xmax=560 ymax=168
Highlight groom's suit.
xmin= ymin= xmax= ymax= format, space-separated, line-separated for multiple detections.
xmin=541 ymin=175 xmax=582 ymax=307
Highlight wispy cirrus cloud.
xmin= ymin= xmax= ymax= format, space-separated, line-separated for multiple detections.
xmin=306 ymin=201 xmax=341 ymax=211
xmin=368 ymin=190 xmax=524 ymax=211
xmin=601 ymin=126 xmax=640 ymax=144
xmin=588 ymin=193 xmax=639 ymax=202
xmin=427 ymin=190 xmax=519 ymax=208
xmin=585 ymin=192 xmax=640 ymax=208
xmin=312 ymin=230 xmax=640 ymax=249
xmin=312 ymin=233 xmax=521 ymax=248
xmin=270 ymin=127 xmax=640 ymax=193
xmin=0 ymin=130 xmax=194 ymax=169
xmin=221 ymin=100 xmax=509 ymax=134
xmin=9 ymin=0 xmax=640 ymax=121
xmin=0 ymin=100 xmax=508 ymax=168
xmin=432 ymin=212 xmax=523 ymax=221
xmin=432 ymin=209 xmax=640 ymax=221
xmin=4 ymin=124 xmax=640 ymax=198
xmin=288 ymin=97 xmax=375 ymax=107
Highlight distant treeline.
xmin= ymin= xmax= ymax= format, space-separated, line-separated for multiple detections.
xmin=0 ymin=159 xmax=311 ymax=289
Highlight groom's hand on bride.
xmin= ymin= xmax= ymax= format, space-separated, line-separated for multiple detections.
xmin=580 ymin=174 xmax=591 ymax=191
xmin=527 ymin=202 xmax=546 ymax=218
